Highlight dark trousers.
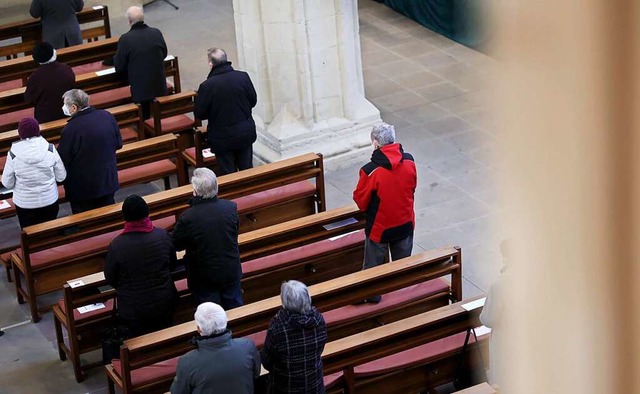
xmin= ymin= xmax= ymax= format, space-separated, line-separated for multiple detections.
xmin=120 ymin=314 xmax=173 ymax=337
xmin=70 ymin=193 xmax=116 ymax=214
xmin=215 ymin=145 xmax=254 ymax=175
xmin=363 ymin=233 xmax=414 ymax=270
xmin=193 ymin=281 xmax=243 ymax=310
xmin=139 ymin=100 xmax=153 ymax=120
xmin=15 ymin=202 xmax=59 ymax=229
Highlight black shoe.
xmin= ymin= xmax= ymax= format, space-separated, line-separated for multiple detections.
xmin=354 ymin=295 xmax=382 ymax=305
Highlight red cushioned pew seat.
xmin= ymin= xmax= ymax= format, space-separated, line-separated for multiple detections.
xmin=111 ymin=357 xmax=180 ymax=389
xmin=144 ymin=114 xmax=195 ymax=135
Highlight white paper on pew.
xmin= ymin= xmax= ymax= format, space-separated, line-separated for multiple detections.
xmin=329 ymin=230 xmax=359 ymax=242
xmin=0 ymin=200 xmax=11 ymax=210
xmin=68 ymin=279 xmax=85 ymax=288
xmin=77 ymin=303 xmax=105 ymax=314
xmin=92 ymin=5 xmax=104 ymax=10
xmin=202 ymin=148 xmax=215 ymax=158
xmin=165 ymin=55 xmax=175 ymax=61
xmin=461 ymin=297 xmax=486 ymax=311
xmin=474 ymin=325 xmax=492 ymax=336
xmin=95 ymin=68 xmax=115 ymax=77
xmin=323 ymin=217 xmax=358 ymax=231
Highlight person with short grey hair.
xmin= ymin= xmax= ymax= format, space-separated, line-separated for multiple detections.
xmin=207 ymin=47 xmax=228 ymax=68
xmin=57 ymin=89 xmax=122 ymax=214
xmin=353 ymin=122 xmax=417 ymax=303
xmin=171 ymin=302 xmax=261 ymax=394
xmin=172 ymin=168 xmax=243 ymax=309
xmin=261 ymin=280 xmax=327 ymax=393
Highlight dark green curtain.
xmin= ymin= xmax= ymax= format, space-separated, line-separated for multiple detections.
xmin=383 ymin=0 xmax=489 ymax=50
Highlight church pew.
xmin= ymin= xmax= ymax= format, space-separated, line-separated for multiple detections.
xmin=104 ymin=249 xmax=463 ymax=394
xmin=453 ymin=382 xmax=497 ymax=394
xmin=10 ymin=153 xmax=326 ymax=321
xmin=180 ymin=127 xmax=218 ymax=177
xmin=54 ymin=205 xmax=366 ymax=382
xmin=320 ymin=296 xmax=488 ymax=394
xmin=0 ymin=36 xmax=118 ymax=87
xmin=143 ymin=91 xmax=200 ymax=150
xmin=0 ymin=5 xmax=111 ymax=61
xmin=0 ymin=56 xmax=182 ymax=132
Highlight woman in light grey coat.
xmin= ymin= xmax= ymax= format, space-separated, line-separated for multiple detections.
xmin=30 ymin=0 xmax=84 ymax=49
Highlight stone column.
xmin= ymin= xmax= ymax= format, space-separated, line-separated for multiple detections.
xmin=233 ymin=0 xmax=381 ymax=169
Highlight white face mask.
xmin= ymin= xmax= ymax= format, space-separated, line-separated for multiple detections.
xmin=62 ymin=104 xmax=71 ymax=117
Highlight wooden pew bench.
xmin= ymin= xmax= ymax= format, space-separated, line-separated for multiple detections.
xmin=10 ymin=153 xmax=326 ymax=321
xmin=104 ymin=249 xmax=463 ymax=393
xmin=143 ymin=91 xmax=200 ymax=149
xmin=181 ymin=127 xmax=218 ymax=176
xmin=0 ymin=56 xmax=182 ymax=133
xmin=55 ymin=204 xmax=364 ymax=381
xmin=0 ymin=5 xmax=111 ymax=61
xmin=0 ymin=36 xmax=118 ymax=90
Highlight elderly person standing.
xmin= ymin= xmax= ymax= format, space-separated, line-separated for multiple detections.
xmin=170 ymin=302 xmax=261 ymax=394
xmin=261 ymin=280 xmax=327 ymax=394
xmin=104 ymin=195 xmax=178 ymax=337
xmin=171 ymin=168 xmax=243 ymax=309
xmin=57 ymin=89 xmax=122 ymax=214
xmin=25 ymin=42 xmax=76 ymax=123
xmin=352 ymin=122 xmax=417 ymax=303
xmin=29 ymin=0 xmax=84 ymax=49
xmin=1 ymin=117 xmax=66 ymax=228
xmin=113 ymin=6 xmax=168 ymax=120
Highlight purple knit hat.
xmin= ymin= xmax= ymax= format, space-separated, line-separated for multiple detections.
xmin=18 ymin=117 xmax=40 ymax=139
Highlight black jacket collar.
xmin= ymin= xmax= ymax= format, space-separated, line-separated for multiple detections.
xmin=189 ymin=195 xmax=219 ymax=206
xmin=67 ymin=107 xmax=95 ymax=123
xmin=207 ymin=62 xmax=234 ymax=78
xmin=130 ymin=21 xmax=147 ymax=30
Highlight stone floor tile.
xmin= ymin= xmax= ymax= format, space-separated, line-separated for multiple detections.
xmin=390 ymin=69 xmax=444 ymax=89
xmin=415 ymin=196 xmax=491 ymax=231
xmin=361 ymin=48 xmax=403 ymax=67
xmin=424 ymin=115 xmax=474 ymax=138
xmin=425 ymin=154 xmax=486 ymax=178
xmin=388 ymin=41 xmax=440 ymax=58
xmin=394 ymin=103 xmax=450 ymax=125
xmin=444 ymin=129 xmax=497 ymax=152
xmin=365 ymin=79 xmax=405 ymax=99
xmin=370 ymin=90 xmax=429 ymax=113
xmin=462 ymin=277 xmax=486 ymax=298
xmin=448 ymin=167 xmax=498 ymax=194
xmin=415 ymin=81 xmax=467 ymax=103
xmin=413 ymin=169 xmax=468 ymax=208
xmin=414 ymin=50 xmax=459 ymax=68
xmin=379 ymin=111 xmax=415 ymax=128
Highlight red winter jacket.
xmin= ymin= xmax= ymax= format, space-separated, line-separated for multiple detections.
xmin=353 ymin=143 xmax=417 ymax=243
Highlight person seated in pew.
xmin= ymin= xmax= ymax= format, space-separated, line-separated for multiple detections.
xmin=353 ymin=122 xmax=417 ymax=303
xmin=1 ymin=117 xmax=66 ymax=228
xmin=113 ymin=6 xmax=168 ymax=120
xmin=57 ymin=89 xmax=122 ymax=214
xmin=25 ymin=42 xmax=76 ymax=123
xmin=170 ymin=302 xmax=261 ymax=394
xmin=261 ymin=280 xmax=327 ymax=394
xmin=29 ymin=0 xmax=84 ymax=49
xmin=172 ymin=168 xmax=243 ymax=309
xmin=104 ymin=195 xmax=178 ymax=337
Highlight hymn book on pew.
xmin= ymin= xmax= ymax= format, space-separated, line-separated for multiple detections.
xmin=461 ymin=297 xmax=486 ymax=311
xmin=0 ymin=200 xmax=10 ymax=210
xmin=77 ymin=303 xmax=105 ymax=314
xmin=323 ymin=217 xmax=358 ymax=231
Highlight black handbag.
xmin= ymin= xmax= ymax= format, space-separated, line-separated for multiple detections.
xmin=101 ymin=297 xmax=130 ymax=364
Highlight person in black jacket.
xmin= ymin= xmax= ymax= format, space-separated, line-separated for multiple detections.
xmin=171 ymin=168 xmax=243 ymax=310
xmin=194 ymin=48 xmax=257 ymax=175
xmin=29 ymin=0 xmax=84 ymax=49
xmin=105 ymin=195 xmax=178 ymax=337
xmin=113 ymin=6 xmax=168 ymax=119
xmin=57 ymin=89 xmax=122 ymax=214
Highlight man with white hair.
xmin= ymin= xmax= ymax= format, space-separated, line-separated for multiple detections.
xmin=172 ymin=168 xmax=243 ymax=309
xmin=170 ymin=302 xmax=260 ymax=394
xmin=261 ymin=280 xmax=327 ymax=393
xmin=352 ymin=122 xmax=417 ymax=303
xmin=113 ymin=6 xmax=168 ymax=119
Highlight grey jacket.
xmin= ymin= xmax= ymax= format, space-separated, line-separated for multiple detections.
xmin=30 ymin=0 xmax=84 ymax=49
xmin=170 ymin=331 xmax=261 ymax=394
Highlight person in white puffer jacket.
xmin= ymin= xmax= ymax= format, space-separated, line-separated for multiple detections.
xmin=1 ymin=117 xmax=66 ymax=228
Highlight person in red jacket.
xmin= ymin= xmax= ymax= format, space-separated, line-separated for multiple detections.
xmin=353 ymin=122 xmax=417 ymax=303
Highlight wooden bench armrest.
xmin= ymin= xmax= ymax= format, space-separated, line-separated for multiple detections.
xmin=154 ymin=90 xmax=197 ymax=105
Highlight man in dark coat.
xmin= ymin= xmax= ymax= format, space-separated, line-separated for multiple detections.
xmin=113 ymin=6 xmax=168 ymax=120
xmin=105 ymin=195 xmax=178 ymax=337
xmin=57 ymin=89 xmax=122 ymax=214
xmin=170 ymin=302 xmax=261 ymax=394
xmin=194 ymin=48 xmax=257 ymax=175
xmin=29 ymin=0 xmax=84 ymax=49
xmin=171 ymin=168 xmax=243 ymax=310
xmin=25 ymin=42 xmax=75 ymax=123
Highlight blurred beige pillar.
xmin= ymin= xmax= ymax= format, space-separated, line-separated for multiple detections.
xmin=496 ymin=0 xmax=640 ymax=393
xmin=232 ymin=0 xmax=381 ymax=169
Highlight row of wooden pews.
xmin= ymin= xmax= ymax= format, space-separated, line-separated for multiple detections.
xmin=0 ymin=5 xmax=112 ymax=61
xmin=8 ymin=153 xmax=325 ymax=322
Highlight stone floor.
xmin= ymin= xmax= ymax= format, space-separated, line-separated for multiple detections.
xmin=0 ymin=1 xmax=501 ymax=393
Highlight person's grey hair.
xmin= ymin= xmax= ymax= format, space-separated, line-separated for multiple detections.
xmin=126 ymin=6 xmax=144 ymax=24
xmin=281 ymin=280 xmax=312 ymax=314
xmin=207 ymin=48 xmax=228 ymax=67
xmin=370 ymin=122 xmax=396 ymax=146
xmin=191 ymin=167 xmax=218 ymax=198
xmin=62 ymin=89 xmax=89 ymax=109
xmin=194 ymin=302 xmax=227 ymax=336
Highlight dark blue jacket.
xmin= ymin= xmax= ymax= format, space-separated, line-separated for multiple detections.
xmin=58 ymin=107 xmax=122 ymax=201
xmin=194 ymin=62 xmax=257 ymax=154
